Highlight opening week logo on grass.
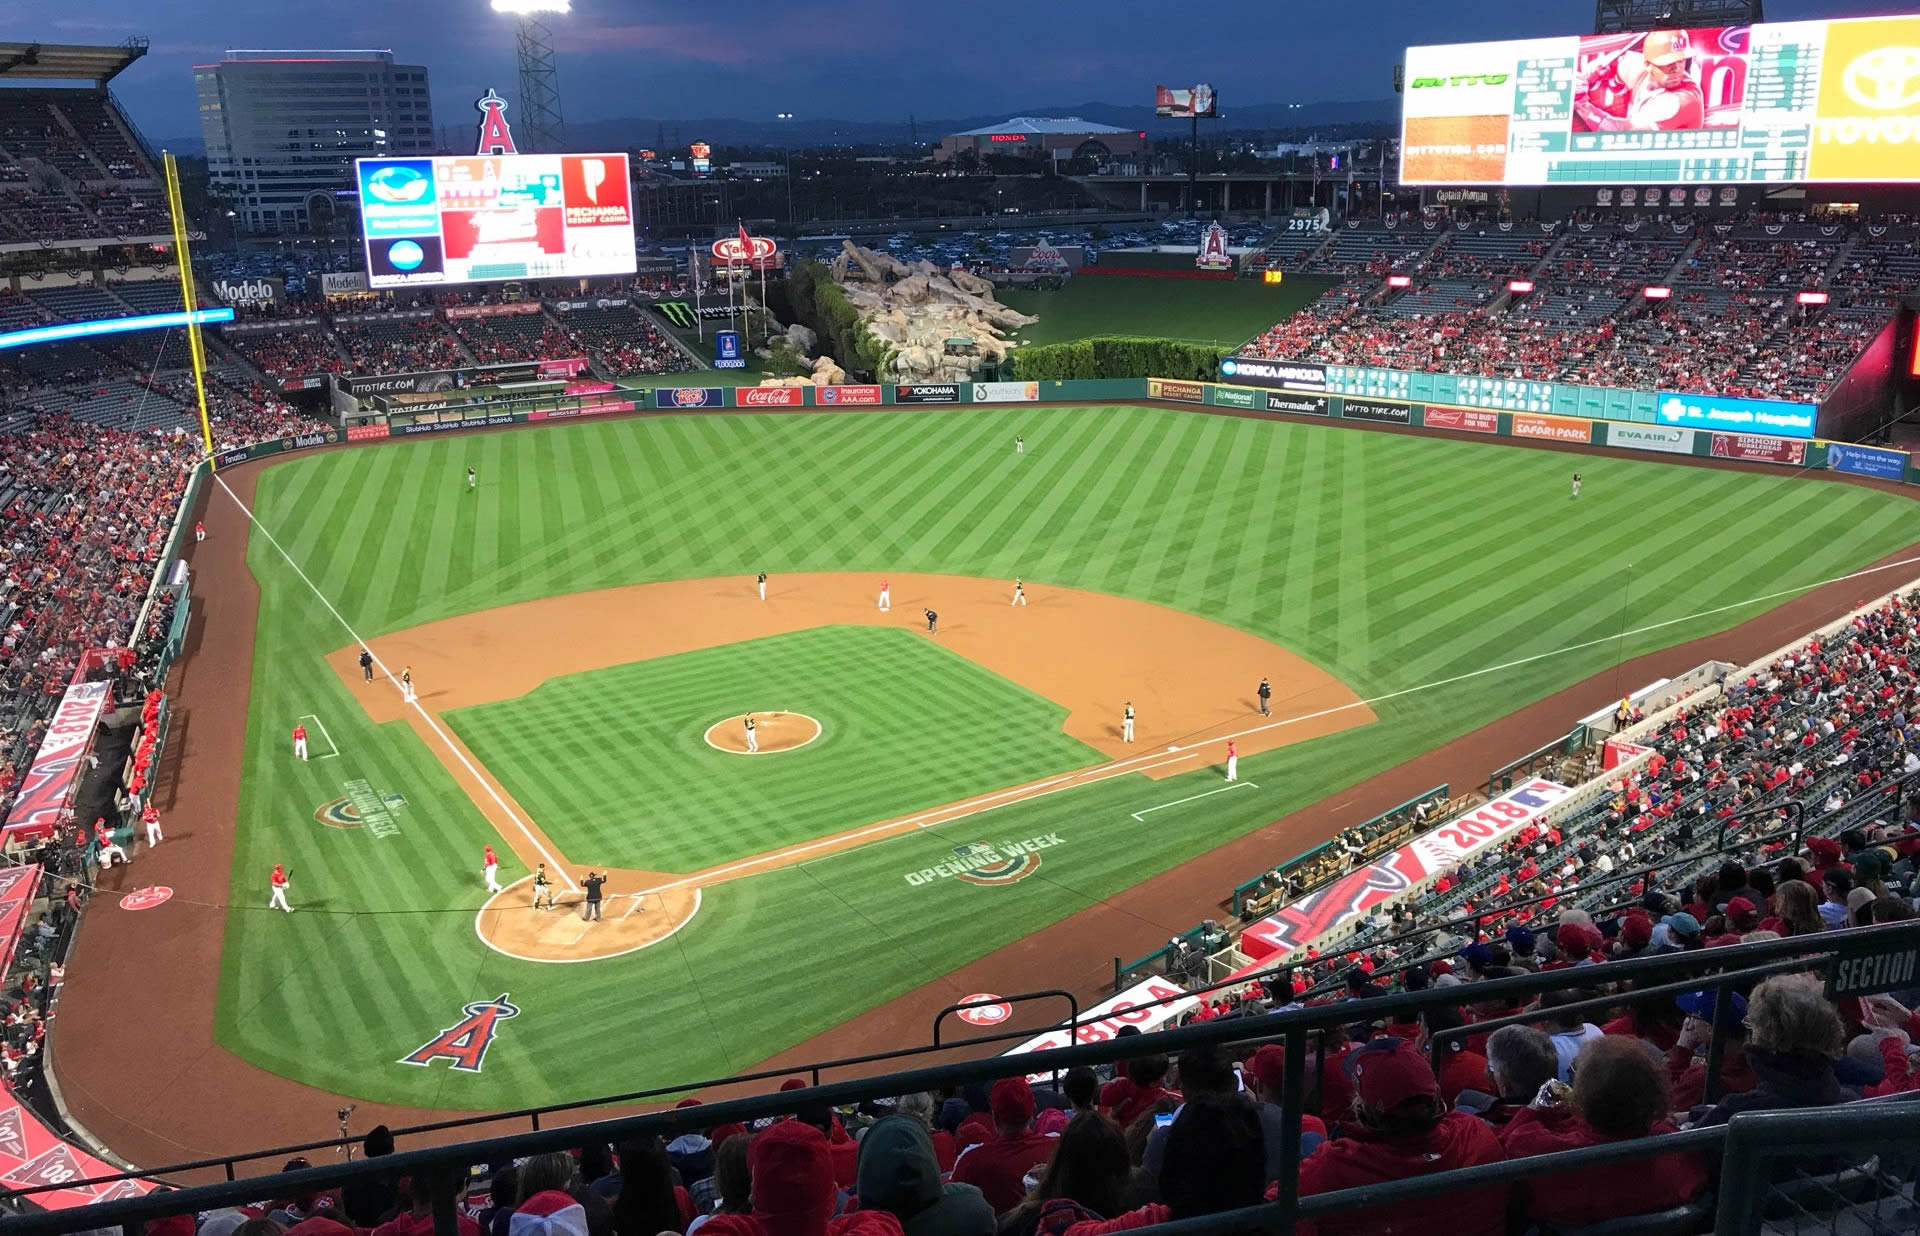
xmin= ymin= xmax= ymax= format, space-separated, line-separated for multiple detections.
xmin=905 ymin=834 xmax=1064 ymax=886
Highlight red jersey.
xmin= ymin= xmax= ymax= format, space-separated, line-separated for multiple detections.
xmin=272 ymin=868 xmax=289 ymax=888
xmin=292 ymin=724 xmax=307 ymax=742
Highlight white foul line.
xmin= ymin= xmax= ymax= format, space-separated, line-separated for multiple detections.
xmin=1131 ymin=780 xmax=1256 ymax=821
xmin=214 ymin=473 xmax=580 ymax=892
xmin=300 ymin=713 xmax=340 ymax=760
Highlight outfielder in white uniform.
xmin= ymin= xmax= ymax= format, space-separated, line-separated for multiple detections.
xmin=878 ymin=579 xmax=890 ymax=611
xmin=1571 ymin=473 xmax=1582 ymax=499
xmin=1122 ymin=701 xmax=1135 ymax=743
xmin=1016 ymin=435 xmax=1024 ymax=455
xmin=1012 ymin=579 xmax=1027 ymax=606
xmin=745 ymin=715 xmax=758 ymax=752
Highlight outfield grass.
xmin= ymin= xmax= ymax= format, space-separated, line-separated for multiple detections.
xmin=996 ymin=274 xmax=1333 ymax=349
xmin=445 ymin=626 xmax=1100 ymax=872
xmin=221 ymin=406 xmax=1919 ymax=1107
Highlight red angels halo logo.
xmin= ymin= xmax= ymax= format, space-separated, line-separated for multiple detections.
xmin=957 ymin=994 xmax=1012 ymax=1026
xmin=401 ymin=994 xmax=520 ymax=1072
xmin=475 ymin=89 xmax=518 ymax=156
xmin=119 ymin=886 xmax=173 ymax=911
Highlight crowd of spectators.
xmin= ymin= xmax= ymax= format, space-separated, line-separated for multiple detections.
xmin=330 ymin=317 xmax=464 ymax=375
xmin=452 ymin=313 xmax=574 ymax=366
xmin=1243 ymin=217 xmax=1895 ymax=401
xmin=223 ymin=325 xmax=349 ymax=382
xmin=556 ymin=308 xmax=695 ymax=377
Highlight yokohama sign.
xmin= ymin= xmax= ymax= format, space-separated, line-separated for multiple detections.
xmin=737 ymin=386 xmax=804 ymax=407
xmin=1709 ymin=432 xmax=1807 ymax=465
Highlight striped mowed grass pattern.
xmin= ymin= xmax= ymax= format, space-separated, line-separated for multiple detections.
xmin=443 ymin=626 xmax=1102 ymax=872
xmin=218 ymin=406 xmax=1919 ymax=1106
xmin=995 ymin=274 xmax=1336 ymax=348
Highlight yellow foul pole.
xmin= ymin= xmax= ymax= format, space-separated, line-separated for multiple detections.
xmin=162 ymin=151 xmax=218 ymax=467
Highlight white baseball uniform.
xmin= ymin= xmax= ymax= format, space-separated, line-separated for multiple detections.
xmin=485 ymin=857 xmax=501 ymax=892
xmin=1226 ymin=754 xmax=1238 ymax=782
xmin=144 ymin=810 xmax=162 ymax=846
xmin=294 ymin=736 xmax=307 ymax=760
xmin=1123 ymin=707 xmax=1135 ymax=743
xmin=745 ymin=718 xmax=758 ymax=752
xmin=270 ymin=881 xmax=292 ymax=912
xmin=878 ymin=583 xmax=890 ymax=611
xmin=1012 ymin=584 xmax=1026 ymax=606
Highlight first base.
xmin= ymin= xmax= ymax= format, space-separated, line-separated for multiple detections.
xmin=1168 ymin=745 xmax=1177 ymax=752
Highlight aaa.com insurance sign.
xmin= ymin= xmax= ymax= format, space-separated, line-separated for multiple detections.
xmin=1000 ymin=978 xmax=1197 ymax=1079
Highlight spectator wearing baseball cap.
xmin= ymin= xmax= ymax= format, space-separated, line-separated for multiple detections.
xmin=950 ymin=1078 xmax=1057 ymax=1214
xmin=1667 ymin=989 xmax=1756 ymax=1110
xmin=1499 ymin=1037 xmax=1709 ymax=1227
xmin=1063 ymin=1092 xmax=1266 ymax=1236
xmin=1243 ymin=1044 xmax=1328 ymax=1173
xmin=1295 ymin=1039 xmax=1508 ymax=1236
xmin=702 ymin=1123 xmax=903 ymax=1236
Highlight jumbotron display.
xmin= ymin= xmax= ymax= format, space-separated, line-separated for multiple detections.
xmin=355 ymin=153 xmax=635 ymax=288
xmin=1401 ymin=13 xmax=1920 ymax=186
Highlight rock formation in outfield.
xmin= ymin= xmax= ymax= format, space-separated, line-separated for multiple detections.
xmin=831 ymin=239 xmax=1037 ymax=382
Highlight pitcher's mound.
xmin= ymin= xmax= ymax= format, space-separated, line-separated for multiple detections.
xmin=704 ymin=712 xmax=822 ymax=755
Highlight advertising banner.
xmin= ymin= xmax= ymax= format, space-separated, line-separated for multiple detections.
xmin=215 ymin=428 xmax=344 ymax=467
xmin=999 ymin=977 xmax=1198 ymax=1079
xmin=1709 ymin=432 xmax=1806 ymax=464
xmin=1217 ymin=357 xmax=1325 ymax=391
xmin=566 ymin=380 xmax=617 ymax=396
xmin=279 ymin=375 xmax=325 ymax=393
xmin=736 ymin=386 xmax=804 ymax=407
xmin=340 ymin=369 xmax=456 ymax=396
xmin=654 ymin=386 xmax=725 ymax=410
xmin=392 ymin=413 xmax=521 ymax=435
xmin=1512 ymin=412 xmax=1594 ymax=443
xmin=1656 ymin=391 xmax=1816 ymax=438
xmin=1238 ymin=779 xmax=1576 ymax=960
xmin=445 ymin=302 xmax=544 ymax=320
xmin=1208 ymin=385 xmax=1262 ymax=410
xmin=1263 ymin=391 xmax=1331 ymax=417
xmin=1154 ymin=84 xmax=1219 ymax=118
xmin=221 ymin=315 xmax=322 ymax=336
xmin=209 ymin=275 xmax=284 ymax=307
xmin=1341 ymin=398 xmax=1414 ymax=425
xmin=896 ymin=383 xmax=961 ymax=405
xmin=538 ymin=357 xmax=590 ymax=379
xmin=0 ymin=681 xmax=111 ymax=844
xmin=714 ymin=330 xmax=745 ymax=369
xmin=973 ymin=381 xmax=1040 ymax=403
xmin=321 ymin=271 xmax=369 ymax=296
xmin=1147 ymin=378 xmax=1206 ymax=403
xmin=348 ymin=424 xmax=390 ymax=441
xmin=1423 ymin=406 xmax=1499 ymax=433
xmin=1605 ymin=423 xmax=1695 ymax=454
xmin=1827 ymin=441 xmax=1909 ymax=480
xmin=817 ymin=384 xmax=883 ymax=406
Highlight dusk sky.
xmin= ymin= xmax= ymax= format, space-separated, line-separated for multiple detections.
xmin=10 ymin=0 xmax=1904 ymax=140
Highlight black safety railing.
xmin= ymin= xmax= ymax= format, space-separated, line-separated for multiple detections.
xmin=1714 ymin=1098 xmax=1920 ymax=1233
xmin=1486 ymin=726 xmax=1589 ymax=799
xmin=1 ymin=923 xmax=1911 ymax=1234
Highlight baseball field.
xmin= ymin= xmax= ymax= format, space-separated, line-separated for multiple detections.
xmin=54 ymin=401 xmax=1920 ymax=1158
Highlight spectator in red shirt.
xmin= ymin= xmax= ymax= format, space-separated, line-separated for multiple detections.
xmin=1098 ymin=1053 xmax=1172 ymax=1128
xmin=1500 ymin=1037 xmax=1709 ymax=1227
xmin=703 ymin=1123 xmax=903 ymax=1236
xmin=371 ymin=1177 xmax=486 ymax=1236
xmin=996 ymin=1112 xmax=1130 ymax=1236
xmin=1296 ymin=1039 xmax=1508 ymax=1236
xmin=950 ymin=1077 xmax=1058 ymax=1214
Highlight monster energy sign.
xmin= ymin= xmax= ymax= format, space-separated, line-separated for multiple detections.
xmin=656 ymin=301 xmax=698 ymax=329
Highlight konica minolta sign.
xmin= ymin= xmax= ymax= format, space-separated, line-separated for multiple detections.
xmin=1216 ymin=358 xmax=1325 ymax=392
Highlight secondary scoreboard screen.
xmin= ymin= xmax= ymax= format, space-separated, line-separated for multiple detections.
xmin=1401 ymin=13 xmax=1920 ymax=186
xmin=355 ymin=153 xmax=635 ymax=288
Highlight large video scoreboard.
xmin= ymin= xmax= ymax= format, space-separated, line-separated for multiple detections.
xmin=1401 ymin=14 xmax=1920 ymax=186
xmin=355 ymin=153 xmax=635 ymax=288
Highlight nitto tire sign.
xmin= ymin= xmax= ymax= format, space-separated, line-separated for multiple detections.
xmin=1341 ymin=398 xmax=1412 ymax=425
xmin=1263 ymin=391 xmax=1330 ymax=417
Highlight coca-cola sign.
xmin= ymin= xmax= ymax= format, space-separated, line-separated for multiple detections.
xmin=736 ymin=386 xmax=804 ymax=407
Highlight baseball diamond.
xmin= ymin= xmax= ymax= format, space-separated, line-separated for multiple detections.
xmin=47 ymin=398 xmax=1920 ymax=1164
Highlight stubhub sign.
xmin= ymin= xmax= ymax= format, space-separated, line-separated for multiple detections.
xmin=1656 ymin=391 xmax=1816 ymax=440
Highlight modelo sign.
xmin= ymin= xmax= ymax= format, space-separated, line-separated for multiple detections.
xmin=211 ymin=276 xmax=283 ymax=307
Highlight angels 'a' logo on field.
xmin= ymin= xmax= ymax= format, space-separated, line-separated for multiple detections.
xmin=401 ymin=993 xmax=520 ymax=1072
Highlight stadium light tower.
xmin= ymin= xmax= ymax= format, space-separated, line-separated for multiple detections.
xmin=491 ymin=0 xmax=568 ymax=153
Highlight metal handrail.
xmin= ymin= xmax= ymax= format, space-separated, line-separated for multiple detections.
xmin=6 ymin=924 xmax=1912 ymax=1209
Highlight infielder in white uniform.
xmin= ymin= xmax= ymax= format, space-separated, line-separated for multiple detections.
xmin=1012 ymin=579 xmax=1027 ymax=606
xmin=401 ymin=666 xmax=416 ymax=703
xmin=1122 ymin=701 xmax=1135 ymax=743
xmin=757 ymin=571 xmax=767 ymax=600
xmin=484 ymin=845 xmax=502 ymax=893
xmin=878 ymin=579 xmax=890 ymax=611
xmin=745 ymin=715 xmax=758 ymax=752
xmin=1225 ymin=740 xmax=1238 ymax=783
